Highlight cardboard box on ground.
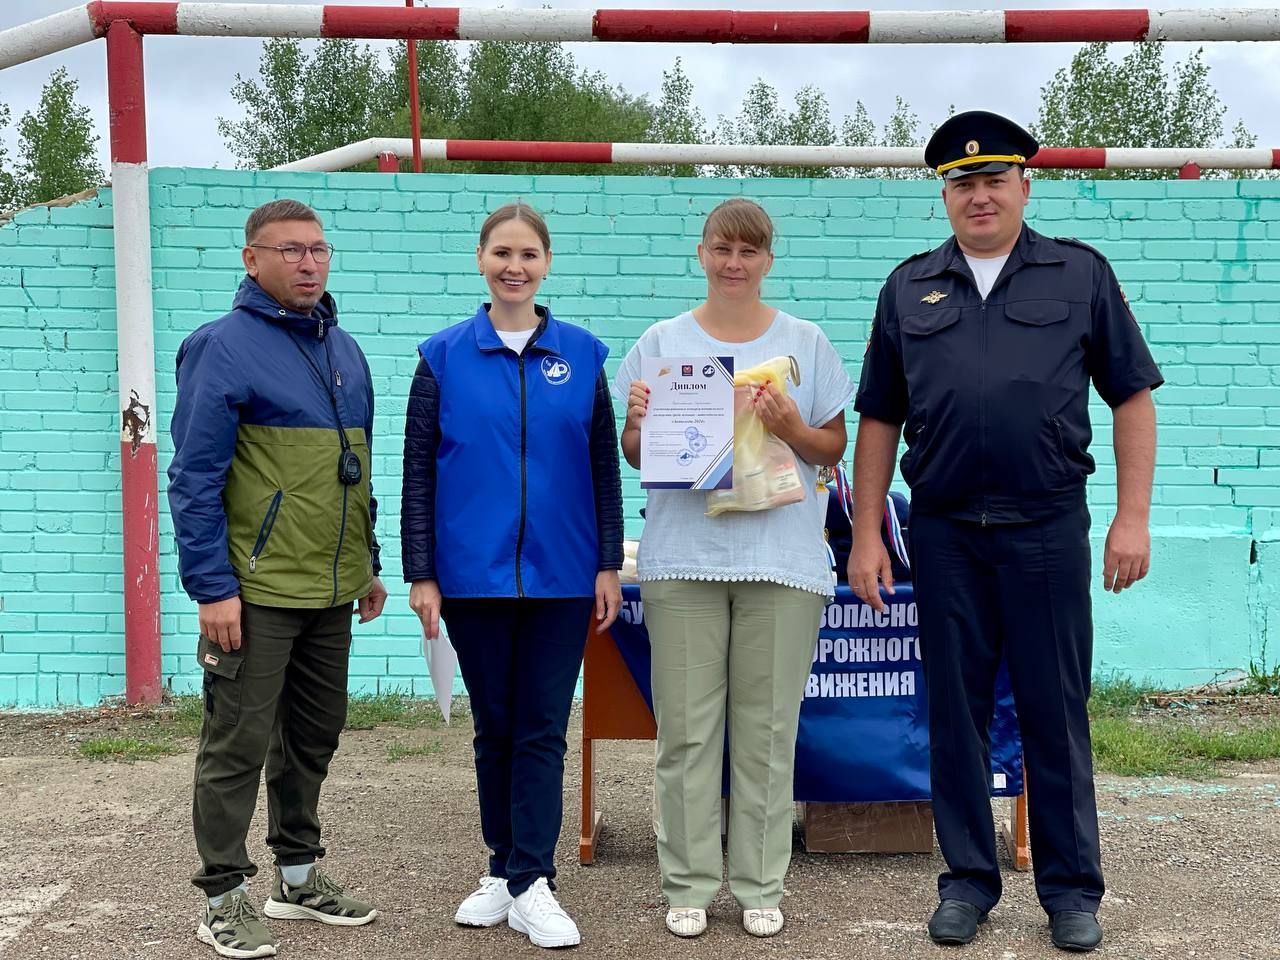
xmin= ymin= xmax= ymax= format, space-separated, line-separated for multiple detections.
xmin=647 ymin=786 xmax=936 ymax=855
xmin=798 ymin=801 xmax=935 ymax=854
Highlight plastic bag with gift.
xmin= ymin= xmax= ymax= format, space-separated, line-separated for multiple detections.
xmin=705 ymin=355 xmax=806 ymax=517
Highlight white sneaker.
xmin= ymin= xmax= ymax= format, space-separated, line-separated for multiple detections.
xmin=743 ymin=907 xmax=784 ymax=937
xmin=507 ymin=878 xmax=581 ymax=948
xmin=454 ymin=876 xmax=512 ymax=927
xmin=665 ymin=907 xmax=707 ymax=937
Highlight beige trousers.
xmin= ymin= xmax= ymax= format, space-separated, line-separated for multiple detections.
xmin=641 ymin=578 xmax=825 ymax=909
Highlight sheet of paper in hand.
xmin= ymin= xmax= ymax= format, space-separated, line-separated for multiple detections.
xmin=640 ymin=356 xmax=735 ymax=490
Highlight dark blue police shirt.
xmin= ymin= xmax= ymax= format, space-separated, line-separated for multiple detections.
xmin=855 ymin=224 xmax=1163 ymax=524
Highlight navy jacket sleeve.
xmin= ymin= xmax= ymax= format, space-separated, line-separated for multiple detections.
xmin=1087 ymin=259 xmax=1165 ymax=408
xmin=167 ymin=333 xmax=244 ymax=604
xmin=854 ymin=285 xmax=909 ymax=425
xmin=591 ymin=370 xmax=624 ymax=571
xmin=401 ymin=357 xmax=440 ymax=582
xmin=359 ymin=348 xmax=381 ymax=576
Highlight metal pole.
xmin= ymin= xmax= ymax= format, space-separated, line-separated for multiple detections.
xmin=106 ymin=20 xmax=162 ymax=704
xmin=273 ymin=139 xmax=1280 ymax=173
xmin=406 ymin=0 xmax=422 ymax=172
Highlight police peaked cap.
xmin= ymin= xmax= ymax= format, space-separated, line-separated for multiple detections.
xmin=924 ymin=110 xmax=1039 ymax=180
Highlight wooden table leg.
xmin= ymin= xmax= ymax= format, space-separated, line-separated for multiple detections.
xmin=579 ymin=734 xmax=603 ymax=865
xmin=1001 ymin=792 xmax=1031 ymax=871
xmin=1000 ymin=758 xmax=1031 ymax=872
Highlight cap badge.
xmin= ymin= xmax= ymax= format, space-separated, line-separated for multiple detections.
xmin=921 ymin=291 xmax=949 ymax=305
xmin=964 ymin=140 xmax=980 ymax=156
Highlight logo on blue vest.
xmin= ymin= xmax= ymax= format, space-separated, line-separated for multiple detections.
xmin=541 ymin=356 xmax=572 ymax=385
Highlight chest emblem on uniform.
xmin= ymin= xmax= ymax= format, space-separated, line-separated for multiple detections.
xmin=920 ymin=290 xmax=949 ymax=304
xmin=541 ymin=355 xmax=572 ymax=385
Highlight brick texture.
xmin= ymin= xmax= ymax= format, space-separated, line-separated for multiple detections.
xmin=1 ymin=173 xmax=1278 ymax=704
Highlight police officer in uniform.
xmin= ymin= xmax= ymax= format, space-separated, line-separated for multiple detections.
xmin=849 ymin=111 xmax=1162 ymax=952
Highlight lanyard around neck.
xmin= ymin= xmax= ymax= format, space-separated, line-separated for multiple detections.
xmin=287 ymin=332 xmax=352 ymax=454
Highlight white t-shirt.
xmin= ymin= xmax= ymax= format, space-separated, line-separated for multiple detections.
xmin=496 ymin=327 xmax=536 ymax=354
xmin=613 ymin=310 xmax=855 ymax=597
xmin=965 ymin=253 xmax=1009 ymax=300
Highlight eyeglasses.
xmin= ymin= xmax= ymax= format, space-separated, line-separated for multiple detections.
xmin=249 ymin=242 xmax=335 ymax=264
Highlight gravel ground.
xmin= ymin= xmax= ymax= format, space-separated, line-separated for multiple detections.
xmin=0 ymin=703 xmax=1277 ymax=960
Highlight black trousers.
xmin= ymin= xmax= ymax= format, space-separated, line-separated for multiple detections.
xmin=192 ymin=601 xmax=353 ymax=897
xmin=913 ymin=508 xmax=1104 ymax=916
xmin=443 ymin=597 xmax=593 ymax=899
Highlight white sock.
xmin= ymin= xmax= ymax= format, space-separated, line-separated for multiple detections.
xmin=280 ymin=862 xmax=315 ymax=887
xmin=209 ymin=883 xmax=247 ymax=908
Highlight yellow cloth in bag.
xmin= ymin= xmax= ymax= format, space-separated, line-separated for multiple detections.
xmin=705 ymin=356 xmax=805 ymax=517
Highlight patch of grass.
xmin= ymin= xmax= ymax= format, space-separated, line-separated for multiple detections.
xmin=169 ymin=695 xmax=205 ymax=737
xmin=1092 ymin=716 xmax=1280 ymax=778
xmin=385 ymin=739 xmax=444 ymax=763
xmin=1241 ymin=660 xmax=1280 ymax=696
xmin=1088 ymin=674 xmax=1159 ymax=719
xmin=344 ymin=690 xmax=444 ymax=731
xmin=79 ymin=737 xmax=183 ymax=762
xmin=1086 ymin=673 xmax=1280 ymax=777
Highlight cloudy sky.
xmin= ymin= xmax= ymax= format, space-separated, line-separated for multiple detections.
xmin=1 ymin=0 xmax=1278 ymax=170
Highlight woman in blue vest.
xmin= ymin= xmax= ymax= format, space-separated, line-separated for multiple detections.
xmin=615 ymin=199 xmax=854 ymax=939
xmin=401 ymin=202 xmax=623 ymax=949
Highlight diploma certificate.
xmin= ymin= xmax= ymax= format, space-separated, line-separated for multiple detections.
xmin=640 ymin=356 xmax=735 ymax=489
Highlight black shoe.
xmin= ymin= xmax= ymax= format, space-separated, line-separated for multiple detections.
xmin=927 ymin=900 xmax=988 ymax=946
xmin=1050 ymin=911 xmax=1103 ymax=952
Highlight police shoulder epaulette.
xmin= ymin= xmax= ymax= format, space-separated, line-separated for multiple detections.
xmin=1053 ymin=236 xmax=1108 ymax=261
xmin=888 ymin=246 xmax=936 ymax=276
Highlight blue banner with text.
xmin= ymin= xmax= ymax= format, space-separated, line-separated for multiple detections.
xmin=610 ymin=584 xmax=1023 ymax=803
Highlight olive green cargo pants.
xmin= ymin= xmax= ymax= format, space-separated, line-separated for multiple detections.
xmin=191 ymin=601 xmax=353 ymax=897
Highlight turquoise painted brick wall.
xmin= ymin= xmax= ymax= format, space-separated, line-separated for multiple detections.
xmin=2 ymin=170 xmax=1280 ymax=706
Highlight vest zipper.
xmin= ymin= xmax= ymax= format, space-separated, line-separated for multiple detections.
xmin=515 ymin=355 xmax=529 ymax=598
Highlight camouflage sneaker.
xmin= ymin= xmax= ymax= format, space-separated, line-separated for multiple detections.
xmin=196 ymin=888 xmax=278 ymax=959
xmin=263 ymin=866 xmax=378 ymax=927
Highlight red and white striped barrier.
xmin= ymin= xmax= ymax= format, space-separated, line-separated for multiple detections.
xmin=106 ymin=21 xmax=162 ymax=705
xmin=5 ymin=4 xmax=1280 ymax=69
xmin=275 ymin=137 xmax=1280 ymax=173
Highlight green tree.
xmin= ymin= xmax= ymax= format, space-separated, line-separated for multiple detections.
xmin=1031 ymin=43 xmax=1259 ymax=179
xmin=711 ymin=80 xmax=839 ymax=178
xmin=218 ymin=39 xmax=399 ymax=169
xmin=709 ymin=84 xmax=929 ymax=179
xmin=14 ymin=67 xmax=102 ymax=204
xmin=840 ymin=102 xmax=875 ymax=148
xmin=782 ymin=86 xmax=840 ymax=178
xmin=644 ymin=58 xmax=706 ymax=177
xmin=449 ymin=40 xmax=655 ymax=175
xmin=386 ymin=40 xmax=465 ymax=138
xmin=0 ymin=102 xmax=17 ymax=211
xmin=842 ymin=96 xmax=930 ymax=179
xmin=379 ymin=40 xmax=468 ymax=174
xmin=221 ymin=37 xmax=658 ymax=175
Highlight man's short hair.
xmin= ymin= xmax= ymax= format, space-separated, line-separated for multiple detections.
xmin=244 ymin=199 xmax=323 ymax=246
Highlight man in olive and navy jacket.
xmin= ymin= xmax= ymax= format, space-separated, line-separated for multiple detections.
xmin=168 ymin=199 xmax=385 ymax=959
